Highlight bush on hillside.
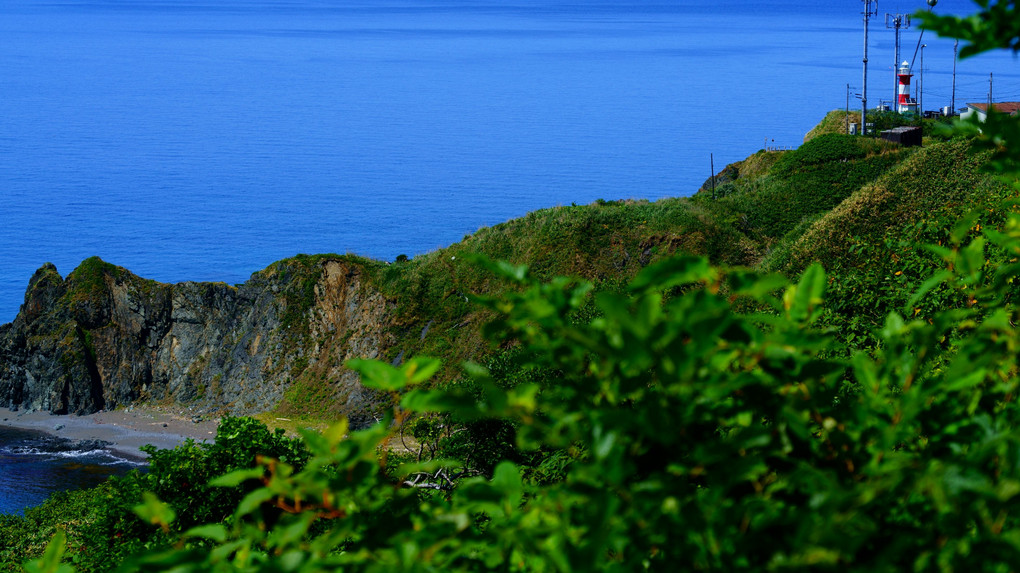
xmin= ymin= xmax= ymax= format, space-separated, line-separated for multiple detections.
xmin=722 ymin=146 xmax=908 ymax=241
xmin=770 ymin=134 xmax=890 ymax=177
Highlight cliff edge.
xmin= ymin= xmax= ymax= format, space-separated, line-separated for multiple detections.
xmin=0 ymin=255 xmax=393 ymax=427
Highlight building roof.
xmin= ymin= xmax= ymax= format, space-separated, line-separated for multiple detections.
xmin=966 ymin=102 xmax=1020 ymax=115
xmin=883 ymin=126 xmax=922 ymax=133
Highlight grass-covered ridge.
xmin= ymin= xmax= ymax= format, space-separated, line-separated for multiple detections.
xmin=356 ymin=125 xmax=1001 ymax=387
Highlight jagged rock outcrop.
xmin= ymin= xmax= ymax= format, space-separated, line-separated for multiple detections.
xmin=0 ymin=256 xmax=394 ymax=426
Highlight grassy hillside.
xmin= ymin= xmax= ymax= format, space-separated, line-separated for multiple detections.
xmin=335 ymin=118 xmax=1008 ymax=408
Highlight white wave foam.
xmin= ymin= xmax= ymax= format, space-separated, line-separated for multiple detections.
xmin=0 ymin=444 xmax=145 ymax=466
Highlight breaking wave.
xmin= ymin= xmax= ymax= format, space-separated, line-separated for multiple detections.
xmin=0 ymin=436 xmax=144 ymax=467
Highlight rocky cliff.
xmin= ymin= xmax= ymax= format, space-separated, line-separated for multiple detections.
xmin=0 ymin=255 xmax=395 ymax=427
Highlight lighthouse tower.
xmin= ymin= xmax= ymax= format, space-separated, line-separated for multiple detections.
xmin=897 ymin=61 xmax=916 ymax=114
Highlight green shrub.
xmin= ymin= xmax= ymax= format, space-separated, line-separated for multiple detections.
xmin=770 ymin=134 xmax=882 ymax=177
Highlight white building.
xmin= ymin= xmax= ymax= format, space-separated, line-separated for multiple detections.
xmin=961 ymin=102 xmax=1020 ymax=122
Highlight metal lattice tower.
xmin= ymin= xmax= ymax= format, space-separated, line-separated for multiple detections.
xmin=861 ymin=0 xmax=878 ymax=132
xmin=886 ymin=13 xmax=911 ymax=113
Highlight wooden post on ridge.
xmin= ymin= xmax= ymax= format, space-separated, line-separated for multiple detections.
xmin=710 ymin=153 xmax=716 ymax=200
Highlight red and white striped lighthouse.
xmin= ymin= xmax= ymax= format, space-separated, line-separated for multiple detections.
xmin=897 ymin=61 xmax=915 ymax=114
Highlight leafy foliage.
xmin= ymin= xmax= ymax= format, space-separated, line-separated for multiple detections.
xmin=919 ymin=0 xmax=1020 ymax=57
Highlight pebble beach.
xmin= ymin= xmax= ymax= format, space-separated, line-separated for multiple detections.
xmin=0 ymin=406 xmax=219 ymax=460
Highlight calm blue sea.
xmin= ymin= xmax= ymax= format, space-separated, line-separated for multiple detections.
xmin=0 ymin=426 xmax=141 ymax=515
xmin=0 ymin=0 xmax=1018 ymax=515
xmin=1 ymin=0 xmax=1016 ymax=325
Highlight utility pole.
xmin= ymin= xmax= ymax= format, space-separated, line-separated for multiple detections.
xmin=886 ymin=13 xmax=911 ymax=112
xmin=862 ymin=0 xmax=877 ymax=134
xmin=920 ymin=44 xmax=926 ymax=117
xmin=710 ymin=154 xmax=716 ymax=200
xmin=951 ymin=39 xmax=958 ymax=114
xmin=989 ymin=72 xmax=994 ymax=110
xmin=847 ymin=83 xmax=851 ymax=132
xmin=908 ymin=1 xmax=936 ymax=117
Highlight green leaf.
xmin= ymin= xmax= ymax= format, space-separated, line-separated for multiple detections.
xmin=405 ymin=357 xmax=443 ymax=385
xmin=727 ymin=270 xmax=789 ymax=299
xmin=629 ymin=255 xmax=715 ymax=292
xmin=786 ymin=263 xmax=826 ymax=321
xmin=491 ymin=461 xmax=524 ymax=508
xmin=881 ymin=312 xmax=907 ymax=339
xmin=957 ymin=237 xmax=987 ymax=280
xmin=183 ymin=524 xmax=228 ymax=543
xmin=922 ymin=244 xmax=955 ymax=261
xmin=465 ymin=253 xmax=530 ymax=283
xmin=347 ymin=358 xmax=407 ymax=391
xmin=210 ymin=540 xmax=250 ymax=563
xmin=906 ymin=270 xmax=953 ymax=310
xmin=401 ymin=388 xmax=481 ymax=415
xmin=940 ymin=368 xmax=986 ymax=394
xmin=322 ymin=418 xmax=350 ymax=446
xmin=236 ymin=488 xmax=276 ymax=518
xmin=990 ymin=262 xmax=1020 ymax=292
xmin=592 ymin=424 xmax=618 ymax=461
xmin=23 ymin=531 xmax=74 ymax=573
xmin=133 ymin=492 xmax=176 ymax=529
xmin=950 ymin=211 xmax=981 ymax=244
xmin=209 ymin=467 xmax=265 ymax=488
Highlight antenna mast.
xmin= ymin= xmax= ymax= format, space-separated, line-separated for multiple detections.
xmin=862 ymin=0 xmax=878 ymax=132
xmin=886 ymin=13 xmax=911 ymax=112
xmin=951 ymin=39 xmax=958 ymax=114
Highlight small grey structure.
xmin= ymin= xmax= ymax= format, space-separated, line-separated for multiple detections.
xmin=880 ymin=126 xmax=922 ymax=147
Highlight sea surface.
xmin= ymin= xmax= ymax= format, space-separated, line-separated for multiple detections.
xmin=0 ymin=0 xmax=1018 ymax=513
xmin=2 ymin=0 xmax=1017 ymax=324
xmin=0 ymin=426 xmax=141 ymax=515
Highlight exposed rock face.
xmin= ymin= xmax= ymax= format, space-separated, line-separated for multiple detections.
xmin=0 ymin=256 xmax=394 ymax=426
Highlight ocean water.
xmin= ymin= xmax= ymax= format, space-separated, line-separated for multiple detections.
xmin=0 ymin=0 xmax=1018 ymax=515
xmin=0 ymin=426 xmax=141 ymax=515
xmin=2 ymin=0 xmax=1016 ymax=324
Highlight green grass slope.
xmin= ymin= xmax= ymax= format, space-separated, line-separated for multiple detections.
xmin=16 ymin=112 xmax=996 ymax=421
xmin=339 ymin=120 xmax=1005 ymax=402
xmin=366 ymin=197 xmax=759 ymax=389
xmin=773 ymin=138 xmax=1011 ymax=341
